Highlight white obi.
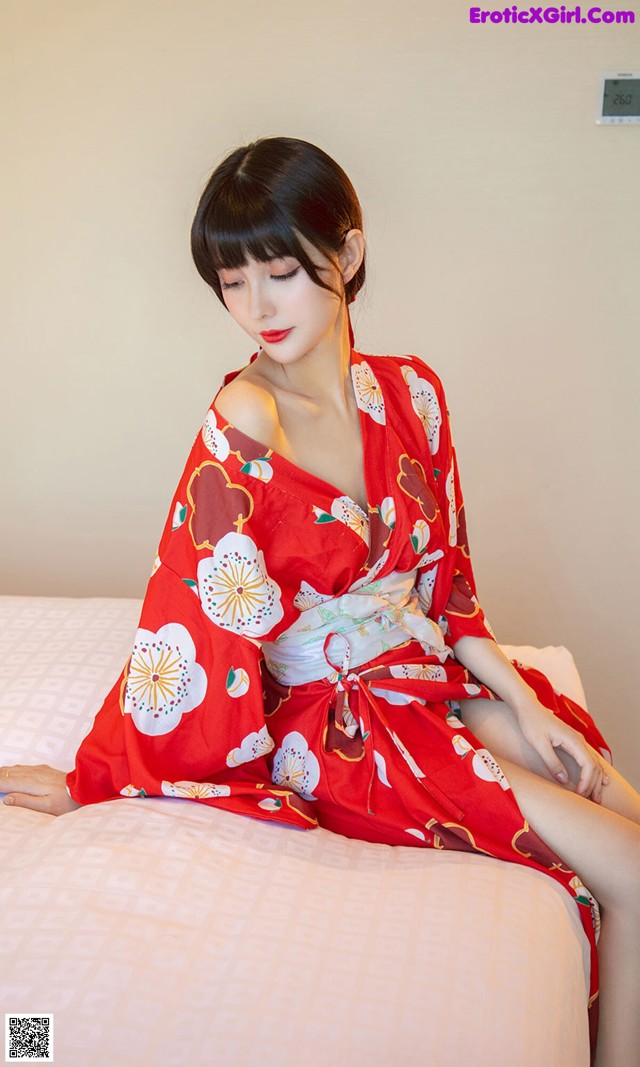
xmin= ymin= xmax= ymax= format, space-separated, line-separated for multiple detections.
xmin=262 ymin=568 xmax=449 ymax=687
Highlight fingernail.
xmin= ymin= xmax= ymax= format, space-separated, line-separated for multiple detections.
xmin=556 ymin=771 xmax=568 ymax=783
xmin=3 ymin=796 xmax=13 ymax=805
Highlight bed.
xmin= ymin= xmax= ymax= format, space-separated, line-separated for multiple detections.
xmin=0 ymin=594 xmax=592 ymax=1066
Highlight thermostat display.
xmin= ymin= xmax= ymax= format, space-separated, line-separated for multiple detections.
xmin=597 ymin=72 xmax=640 ymax=124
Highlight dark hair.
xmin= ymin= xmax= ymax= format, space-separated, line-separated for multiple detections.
xmin=190 ymin=136 xmax=365 ymax=309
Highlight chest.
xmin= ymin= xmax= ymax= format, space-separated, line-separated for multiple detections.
xmin=275 ymin=406 xmax=368 ymax=513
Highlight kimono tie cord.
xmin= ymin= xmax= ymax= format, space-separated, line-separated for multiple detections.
xmin=262 ymin=569 xmax=466 ymax=820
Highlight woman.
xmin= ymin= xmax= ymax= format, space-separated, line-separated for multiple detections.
xmin=2 ymin=136 xmax=639 ymax=1066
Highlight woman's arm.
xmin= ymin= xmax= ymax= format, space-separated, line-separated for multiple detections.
xmin=452 ymin=634 xmax=538 ymax=714
xmin=453 ymin=633 xmax=610 ymax=798
xmin=398 ymin=357 xmax=608 ymax=801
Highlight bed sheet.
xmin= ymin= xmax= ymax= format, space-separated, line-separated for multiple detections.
xmin=0 ymin=595 xmax=591 ymax=1066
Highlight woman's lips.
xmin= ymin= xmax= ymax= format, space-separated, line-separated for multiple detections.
xmin=260 ymin=328 xmax=292 ymax=343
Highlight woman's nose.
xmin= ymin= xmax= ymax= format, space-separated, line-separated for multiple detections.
xmin=249 ymin=283 xmax=276 ymax=320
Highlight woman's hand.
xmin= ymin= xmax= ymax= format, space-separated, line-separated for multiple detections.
xmin=450 ymin=637 xmax=610 ymax=802
xmin=1 ymin=764 xmax=82 ymax=815
xmin=512 ymin=698 xmax=610 ymax=803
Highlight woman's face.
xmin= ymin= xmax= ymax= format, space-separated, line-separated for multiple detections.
xmin=216 ymin=234 xmax=345 ymax=364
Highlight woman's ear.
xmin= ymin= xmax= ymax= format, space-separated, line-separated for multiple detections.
xmin=340 ymin=229 xmax=365 ymax=285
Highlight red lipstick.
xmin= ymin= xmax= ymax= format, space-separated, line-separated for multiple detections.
xmin=260 ymin=328 xmax=292 ymax=343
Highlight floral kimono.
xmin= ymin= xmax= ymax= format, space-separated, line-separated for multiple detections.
xmin=66 ymin=347 xmax=612 ymax=1056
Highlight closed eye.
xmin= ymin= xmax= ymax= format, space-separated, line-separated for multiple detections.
xmin=220 ymin=267 xmax=300 ymax=291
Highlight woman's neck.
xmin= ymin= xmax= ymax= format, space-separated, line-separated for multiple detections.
xmin=257 ymin=305 xmax=354 ymax=415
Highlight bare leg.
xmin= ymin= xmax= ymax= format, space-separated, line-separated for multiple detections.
xmin=458 ymin=698 xmax=640 ymax=1065
xmin=458 ymin=697 xmax=640 ymax=824
xmin=482 ymin=755 xmax=640 ymax=1067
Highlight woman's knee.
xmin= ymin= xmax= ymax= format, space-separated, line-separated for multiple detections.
xmin=457 ymin=698 xmax=580 ymax=789
xmin=458 ymin=698 xmax=640 ymax=825
xmin=497 ymin=755 xmax=640 ymax=911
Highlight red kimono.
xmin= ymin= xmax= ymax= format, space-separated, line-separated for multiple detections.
xmin=67 ymin=347 xmax=612 ymax=1056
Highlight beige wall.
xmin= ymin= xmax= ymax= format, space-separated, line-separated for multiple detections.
xmin=2 ymin=0 xmax=638 ymax=786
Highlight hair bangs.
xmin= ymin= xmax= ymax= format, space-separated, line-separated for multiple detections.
xmin=205 ymin=196 xmax=308 ymax=274
xmin=190 ymin=136 xmax=365 ymax=306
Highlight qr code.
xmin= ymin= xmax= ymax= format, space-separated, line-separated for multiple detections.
xmin=5 ymin=1015 xmax=53 ymax=1062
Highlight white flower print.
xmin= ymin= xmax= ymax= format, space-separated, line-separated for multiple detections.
xmin=445 ymin=703 xmax=465 ymax=728
xmin=569 ymin=875 xmax=590 ymax=904
xmin=410 ymin=519 xmax=430 ymax=555
xmin=198 ymin=531 xmax=284 ymax=637
xmin=240 ymin=457 xmax=274 ymax=482
xmin=378 ymin=496 xmax=396 ymax=528
xmin=389 ymin=662 xmax=447 ymax=682
xmin=227 ymin=724 xmax=275 ymax=767
xmin=225 ymin=665 xmax=251 ymax=697
xmin=202 ymin=409 xmax=230 ymax=460
xmin=452 ymin=734 xmax=473 ymax=757
xmin=370 ymin=687 xmax=426 ymax=706
xmin=400 ymin=365 xmax=442 ymax=454
xmin=293 ymin=581 xmax=334 ymax=611
xmin=161 ymin=780 xmax=232 ymax=799
xmin=445 ymin=461 xmax=456 ymax=547
xmin=331 ymin=496 xmax=370 ymax=546
xmin=341 ymin=705 xmax=359 ymax=738
xmin=374 ymin=750 xmax=392 ymax=788
xmin=172 ymin=502 xmax=187 ymax=530
xmin=416 ymin=565 xmax=438 ymax=614
xmin=416 ymin=547 xmax=444 ymax=568
xmin=472 ymin=748 xmax=510 ymax=789
xmin=123 ymin=622 xmax=207 ymax=737
xmin=351 ymin=362 xmax=386 ymax=424
xmin=271 ymin=730 xmax=320 ymax=801
xmin=452 ymin=735 xmax=509 ymax=789
xmin=257 ymin=796 xmax=284 ymax=813
xmin=569 ymin=877 xmax=601 ymax=942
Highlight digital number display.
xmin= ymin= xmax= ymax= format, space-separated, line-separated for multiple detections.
xmin=602 ymin=78 xmax=640 ymax=117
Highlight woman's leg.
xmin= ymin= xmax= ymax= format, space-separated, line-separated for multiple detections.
xmin=474 ymin=753 xmax=640 ymax=1067
xmin=458 ymin=697 xmax=640 ymax=824
xmin=458 ymin=698 xmax=640 ymax=1063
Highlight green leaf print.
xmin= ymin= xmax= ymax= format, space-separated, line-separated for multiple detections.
xmin=172 ymin=504 xmax=187 ymax=529
xmin=240 ymin=457 xmax=272 ymax=473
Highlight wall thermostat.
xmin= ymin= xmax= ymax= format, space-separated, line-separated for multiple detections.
xmin=596 ymin=71 xmax=640 ymax=124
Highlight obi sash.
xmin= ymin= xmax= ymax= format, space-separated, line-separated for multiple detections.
xmin=262 ymin=569 xmax=465 ymax=821
xmin=262 ymin=568 xmax=447 ymax=686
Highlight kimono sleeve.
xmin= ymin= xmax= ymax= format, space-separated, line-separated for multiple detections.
xmin=415 ymin=362 xmax=498 ymax=647
xmin=65 ymin=404 xmax=317 ymax=831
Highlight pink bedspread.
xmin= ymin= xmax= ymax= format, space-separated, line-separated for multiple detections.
xmin=0 ymin=595 xmax=591 ymax=1066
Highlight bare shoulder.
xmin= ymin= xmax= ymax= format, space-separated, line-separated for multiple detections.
xmin=214 ymin=371 xmax=280 ymax=443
